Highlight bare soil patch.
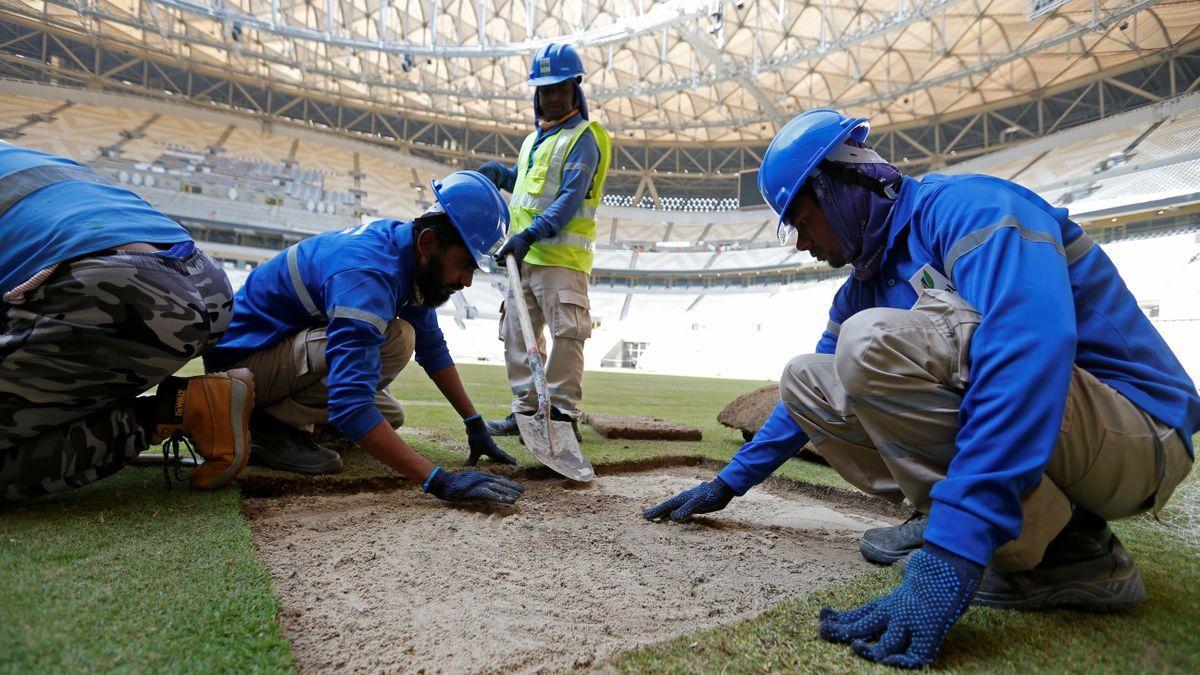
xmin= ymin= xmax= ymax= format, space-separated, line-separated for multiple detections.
xmin=245 ymin=467 xmax=893 ymax=673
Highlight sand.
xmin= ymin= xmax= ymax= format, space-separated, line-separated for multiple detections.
xmin=245 ymin=467 xmax=892 ymax=674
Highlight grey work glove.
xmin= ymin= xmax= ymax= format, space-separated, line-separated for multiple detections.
xmin=642 ymin=477 xmax=736 ymax=522
xmin=423 ymin=467 xmax=524 ymax=504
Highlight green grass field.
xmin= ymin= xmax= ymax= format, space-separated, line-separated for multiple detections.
xmin=1 ymin=362 xmax=1196 ymax=673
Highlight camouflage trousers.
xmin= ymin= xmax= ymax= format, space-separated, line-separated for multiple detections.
xmin=0 ymin=247 xmax=233 ymax=502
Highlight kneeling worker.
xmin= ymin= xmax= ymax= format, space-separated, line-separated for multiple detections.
xmin=645 ymin=110 xmax=1197 ymax=667
xmin=204 ymin=171 xmax=523 ymax=505
xmin=1 ymin=141 xmax=252 ymax=501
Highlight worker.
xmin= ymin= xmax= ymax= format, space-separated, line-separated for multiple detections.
xmin=477 ymin=42 xmax=612 ymax=441
xmin=644 ymin=109 xmax=1198 ymax=668
xmin=1 ymin=141 xmax=253 ymax=501
xmin=204 ymin=170 xmax=524 ymax=505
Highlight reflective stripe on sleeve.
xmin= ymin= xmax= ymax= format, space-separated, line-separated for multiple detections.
xmin=1065 ymin=232 xmax=1096 ymax=265
xmin=287 ymin=245 xmax=324 ymax=319
xmin=330 ymin=305 xmax=389 ymax=334
xmin=944 ymin=215 xmax=1066 ymax=281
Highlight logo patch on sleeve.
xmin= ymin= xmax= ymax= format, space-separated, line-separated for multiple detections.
xmin=908 ymin=264 xmax=956 ymax=294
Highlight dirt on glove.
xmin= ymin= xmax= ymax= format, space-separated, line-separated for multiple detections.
xmin=583 ymin=413 xmax=702 ymax=441
xmin=245 ymin=466 xmax=891 ymax=673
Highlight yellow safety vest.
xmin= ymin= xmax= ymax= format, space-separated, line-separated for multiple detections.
xmin=509 ymin=120 xmax=611 ymax=274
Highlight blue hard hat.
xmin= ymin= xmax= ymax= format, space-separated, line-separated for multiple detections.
xmin=528 ymin=43 xmax=585 ymax=87
xmin=758 ymin=109 xmax=870 ymax=234
xmin=429 ymin=170 xmax=509 ymax=268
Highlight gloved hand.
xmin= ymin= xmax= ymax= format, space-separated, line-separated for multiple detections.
xmin=477 ymin=161 xmax=508 ymax=187
xmin=642 ymin=477 xmax=736 ymax=522
xmin=463 ymin=414 xmax=517 ymax=466
xmin=819 ymin=543 xmax=983 ymax=669
xmin=423 ymin=466 xmax=525 ymax=504
xmin=494 ymin=230 xmax=536 ymax=267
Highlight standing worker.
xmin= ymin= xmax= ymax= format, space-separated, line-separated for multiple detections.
xmin=644 ymin=109 xmax=1198 ymax=668
xmin=204 ymin=171 xmax=524 ymax=505
xmin=478 ymin=43 xmax=612 ymax=441
xmin=1 ymin=141 xmax=252 ymax=501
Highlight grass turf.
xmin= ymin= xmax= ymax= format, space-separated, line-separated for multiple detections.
xmin=1 ymin=361 xmax=1196 ymax=672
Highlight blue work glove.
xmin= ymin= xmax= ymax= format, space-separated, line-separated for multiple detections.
xmin=477 ymin=161 xmax=508 ymax=188
xmin=463 ymin=414 xmax=517 ymax=466
xmin=642 ymin=477 xmax=736 ymax=522
xmin=494 ymin=230 xmax=536 ymax=267
xmin=819 ymin=543 xmax=983 ymax=669
xmin=422 ymin=466 xmax=525 ymax=504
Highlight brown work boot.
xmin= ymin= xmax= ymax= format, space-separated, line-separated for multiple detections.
xmin=152 ymin=369 xmax=255 ymax=490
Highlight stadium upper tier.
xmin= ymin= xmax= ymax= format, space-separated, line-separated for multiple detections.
xmin=3 ymin=87 xmax=1200 ymax=281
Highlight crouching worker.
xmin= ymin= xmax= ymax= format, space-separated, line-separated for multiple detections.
xmin=644 ymin=110 xmax=1198 ymax=668
xmin=1 ymin=142 xmax=252 ymax=502
xmin=204 ymin=171 xmax=524 ymax=505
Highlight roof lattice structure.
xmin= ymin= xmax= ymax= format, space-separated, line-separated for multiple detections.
xmin=4 ymin=0 xmax=1197 ymax=143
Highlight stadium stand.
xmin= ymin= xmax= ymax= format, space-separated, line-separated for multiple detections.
xmin=435 ymin=230 xmax=1200 ymax=382
xmin=3 ymin=89 xmax=1198 ymax=386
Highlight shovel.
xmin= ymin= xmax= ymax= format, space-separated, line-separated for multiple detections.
xmin=504 ymin=254 xmax=594 ymax=482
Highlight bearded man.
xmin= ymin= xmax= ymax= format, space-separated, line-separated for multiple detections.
xmin=204 ymin=171 xmax=523 ymax=506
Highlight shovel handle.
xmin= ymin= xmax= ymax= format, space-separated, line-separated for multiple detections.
xmin=504 ymin=254 xmax=540 ymax=356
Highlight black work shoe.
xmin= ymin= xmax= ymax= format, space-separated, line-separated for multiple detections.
xmin=248 ymin=411 xmax=343 ymax=475
xmin=486 ymin=413 xmax=520 ymax=436
xmin=860 ymin=512 xmax=927 ymax=565
xmin=973 ymin=511 xmax=1146 ymax=611
xmin=550 ymin=406 xmax=583 ymax=442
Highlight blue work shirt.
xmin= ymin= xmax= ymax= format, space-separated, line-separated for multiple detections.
xmin=205 ymin=220 xmax=453 ymax=440
xmin=0 ymin=143 xmax=191 ymax=295
xmin=720 ymin=173 xmax=1200 ymax=567
xmin=490 ymin=113 xmax=600 ymax=240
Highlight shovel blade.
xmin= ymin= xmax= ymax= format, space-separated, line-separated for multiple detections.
xmin=516 ymin=414 xmax=594 ymax=482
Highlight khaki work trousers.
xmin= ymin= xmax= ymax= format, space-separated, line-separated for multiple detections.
xmin=780 ymin=289 xmax=1193 ymax=572
xmin=501 ymin=262 xmax=592 ymax=418
xmin=230 ymin=319 xmax=414 ymax=432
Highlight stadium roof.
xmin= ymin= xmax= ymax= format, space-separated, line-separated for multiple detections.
xmin=6 ymin=0 xmax=1197 ymax=143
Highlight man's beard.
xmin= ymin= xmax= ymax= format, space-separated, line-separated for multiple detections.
xmin=413 ymin=254 xmax=457 ymax=308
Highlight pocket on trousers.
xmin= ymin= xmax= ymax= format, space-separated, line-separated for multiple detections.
xmin=1152 ymin=427 xmax=1194 ymax=515
xmin=1069 ymin=426 xmax=1160 ymax=521
xmin=552 ymin=289 xmax=592 ymax=340
xmin=497 ymin=300 xmax=507 ymax=342
xmin=914 ymin=289 xmax=981 ymax=385
xmin=294 ymin=328 xmax=329 ymax=379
